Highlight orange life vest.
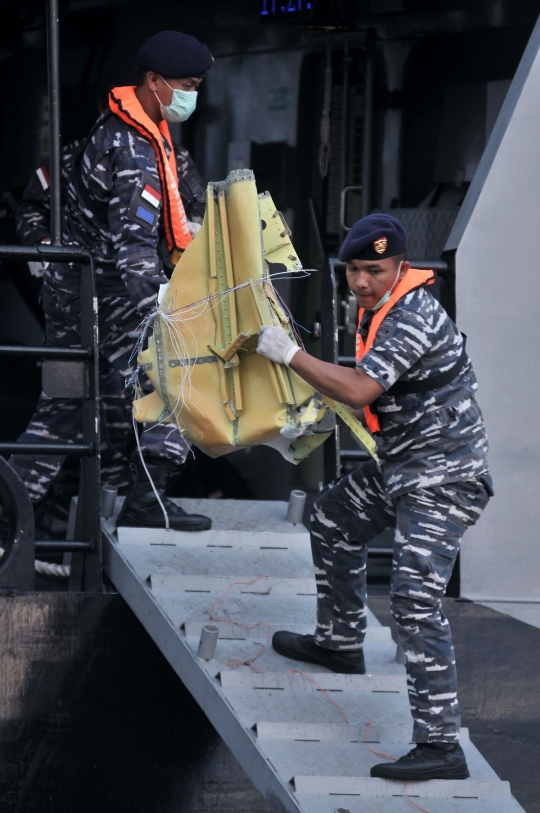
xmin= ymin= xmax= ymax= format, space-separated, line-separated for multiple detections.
xmin=356 ymin=268 xmax=435 ymax=434
xmin=108 ymin=86 xmax=192 ymax=261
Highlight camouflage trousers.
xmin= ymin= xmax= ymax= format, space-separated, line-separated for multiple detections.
xmin=10 ymin=269 xmax=189 ymax=504
xmin=311 ymin=459 xmax=491 ymax=743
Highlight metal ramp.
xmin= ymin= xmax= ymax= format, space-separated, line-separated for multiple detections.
xmin=102 ymin=499 xmax=524 ymax=813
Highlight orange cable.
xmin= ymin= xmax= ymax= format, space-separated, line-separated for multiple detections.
xmin=285 ymin=669 xmax=350 ymax=724
xmin=209 ymin=576 xmax=272 ymax=669
xmin=364 ymin=720 xmax=399 ymax=761
xmin=365 ymin=725 xmax=442 ymax=813
xmin=208 ymin=578 xmax=443 ymax=813
xmin=207 ymin=578 xmax=353 ymax=721
xmin=404 ymin=781 xmax=439 ymax=813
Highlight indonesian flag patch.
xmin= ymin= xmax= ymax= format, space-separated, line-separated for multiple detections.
xmin=36 ymin=165 xmax=50 ymax=190
xmin=141 ymin=183 xmax=161 ymax=208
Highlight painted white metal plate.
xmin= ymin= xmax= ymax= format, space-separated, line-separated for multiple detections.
xmin=220 ymin=671 xmax=406 ymax=692
xmin=178 ymin=633 xmax=404 ymax=682
xmin=295 ymin=796 xmax=524 ymax=813
xmin=261 ymin=738 xmax=498 ymax=784
xmin=115 ymin=498 xmax=311 ymax=549
xmin=219 ymin=688 xmax=412 ymax=728
xmin=118 ymin=527 xmax=311 ymax=549
xmin=150 ymin=574 xmax=317 ymax=594
xmin=150 ymin=590 xmax=319 ymax=628
xmin=255 ymin=722 xmax=469 ymax=743
xmin=183 ymin=622 xmax=392 ymax=641
xmin=293 ymin=776 xmax=510 ymax=798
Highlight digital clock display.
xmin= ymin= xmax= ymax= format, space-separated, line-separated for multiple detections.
xmin=260 ymin=1 xmax=313 ymax=16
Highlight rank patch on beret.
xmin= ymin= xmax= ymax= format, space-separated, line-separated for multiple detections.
xmin=339 ymin=213 xmax=407 ymax=262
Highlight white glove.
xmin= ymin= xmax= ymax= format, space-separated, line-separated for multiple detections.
xmin=187 ymin=221 xmax=202 ymax=237
xmin=257 ymin=325 xmax=300 ymax=366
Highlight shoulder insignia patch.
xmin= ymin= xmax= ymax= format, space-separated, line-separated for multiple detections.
xmin=136 ymin=205 xmax=155 ymax=225
xmin=373 ymin=236 xmax=387 ymax=254
xmin=377 ymin=317 xmax=396 ymax=340
xmin=141 ymin=183 xmax=161 ymax=208
xmin=36 ymin=165 xmax=50 ymax=191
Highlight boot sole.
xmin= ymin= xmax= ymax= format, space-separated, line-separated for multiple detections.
xmin=371 ymin=765 xmax=470 ymax=781
xmin=272 ymin=640 xmax=365 ymax=674
xmin=116 ymin=517 xmax=212 ymax=531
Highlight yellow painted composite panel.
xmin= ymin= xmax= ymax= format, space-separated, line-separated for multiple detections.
xmin=133 ymin=169 xmax=377 ymax=464
xmin=133 ymin=170 xmax=332 ymax=462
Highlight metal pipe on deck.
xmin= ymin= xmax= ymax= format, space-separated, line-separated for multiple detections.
xmin=46 ymin=0 xmax=62 ymax=246
xmin=286 ymin=490 xmax=307 ymax=525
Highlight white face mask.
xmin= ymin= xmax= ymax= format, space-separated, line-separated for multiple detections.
xmin=371 ymin=261 xmax=403 ymax=311
xmin=154 ymin=76 xmax=198 ymax=123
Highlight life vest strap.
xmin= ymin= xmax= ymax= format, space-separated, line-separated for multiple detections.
xmin=108 ymin=86 xmax=191 ymax=253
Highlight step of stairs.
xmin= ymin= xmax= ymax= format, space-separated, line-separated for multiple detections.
xmin=102 ymin=498 xmax=524 ymax=813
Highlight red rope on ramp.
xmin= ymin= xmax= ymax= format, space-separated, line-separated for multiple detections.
xmin=285 ymin=669 xmax=350 ymax=724
xmin=365 ymin=723 xmax=448 ymax=813
xmin=209 ymin=575 xmax=272 ymax=670
xmin=207 ymin=577 xmax=447 ymax=813
xmin=365 ymin=721 xmax=398 ymax=761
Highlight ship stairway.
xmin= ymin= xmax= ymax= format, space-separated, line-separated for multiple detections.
xmin=102 ymin=498 xmax=525 ymax=813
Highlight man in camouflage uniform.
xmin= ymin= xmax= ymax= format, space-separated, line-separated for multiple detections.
xmin=10 ymin=31 xmax=213 ymax=531
xmin=15 ymin=73 xmax=133 ymax=261
xmin=15 ymin=129 xmax=203 ymax=282
xmin=257 ymin=213 xmax=493 ymax=781
xmin=16 ymin=139 xmax=86 ymax=267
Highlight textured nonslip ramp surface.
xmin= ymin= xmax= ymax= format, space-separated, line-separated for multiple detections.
xmin=103 ymin=498 xmax=525 ymax=813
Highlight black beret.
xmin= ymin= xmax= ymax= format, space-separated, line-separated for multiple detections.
xmin=137 ymin=31 xmax=213 ymax=78
xmin=338 ymin=213 xmax=407 ymax=262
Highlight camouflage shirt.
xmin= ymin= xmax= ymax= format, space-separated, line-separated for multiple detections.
xmin=57 ymin=112 xmax=205 ymax=313
xmin=15 ymin=139 xmax=86 ymax=247
xmin=356 ymin=286 xmax=490 ymax=497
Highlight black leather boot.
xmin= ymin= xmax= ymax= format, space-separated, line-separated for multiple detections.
xmin=116 ymin=457 xmax=212 ymax=531
xmin=370 ymin=742 xmax=470 ymax=780
xmin=272 ymin=631 xmax=365 ymax=674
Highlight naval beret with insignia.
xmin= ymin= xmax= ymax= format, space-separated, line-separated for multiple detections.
xmin=137 ymin=31 xmax=213 ymax=78
xmin=338 ymin=213 xmax=407 ymax=262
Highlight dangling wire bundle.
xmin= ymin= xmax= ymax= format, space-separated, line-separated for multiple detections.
xmin=126 ymin=266 xmax=313 ymax=421
xmin=319 ymin=42 xmax=333 ymax=179
xmin=268 ymin=283 xmax=309 ymax=350
xmin=128 ymin=311 xmax=157 ymax=364
xmin=124 ymin=364 xmax=141 ymax=391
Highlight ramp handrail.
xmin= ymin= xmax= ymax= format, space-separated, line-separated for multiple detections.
xmin=0 ymin=0 xmax=103 ymax=592
xmin=0 ymin=245 xmax=102 ymax=592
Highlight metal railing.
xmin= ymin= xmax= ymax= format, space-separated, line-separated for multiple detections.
xmin=0 ymin=0 xmax=102 ymax=592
